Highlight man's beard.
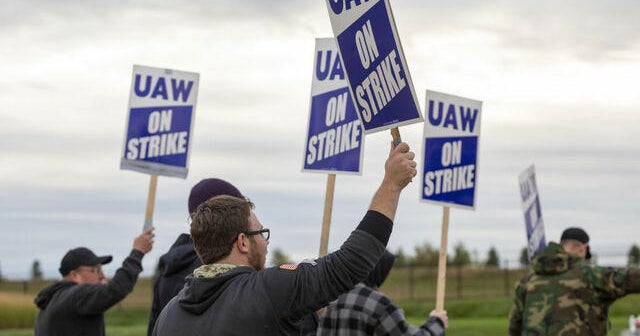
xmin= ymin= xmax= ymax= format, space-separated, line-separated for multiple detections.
xmin=248 ymin=239 xmax=265 ymax=271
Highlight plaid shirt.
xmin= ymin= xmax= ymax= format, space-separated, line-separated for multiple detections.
xmin=317 ymin=283 xmax=445 ymax=336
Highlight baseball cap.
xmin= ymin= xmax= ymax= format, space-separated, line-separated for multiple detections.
xmin=560 ymin=227 xmax=592 ymax=259
xmin=59 ymin=247 xmax=113 ymax=276
xmin=188 ymin=178 xmax=244 ymax=215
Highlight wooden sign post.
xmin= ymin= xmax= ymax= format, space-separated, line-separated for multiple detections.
xmin=435 ymin=206 xmax=450 ymax=311
xmin=143 ymin=174 xmax=158 ymax=231
xmin=318 ymin=174 xmax=337 ymax=257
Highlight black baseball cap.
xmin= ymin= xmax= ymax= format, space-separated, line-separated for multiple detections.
xmin=561 ymin=227 xmax=592 ymax=259
xmin=59 ymin=247 xmax=113 ymax=276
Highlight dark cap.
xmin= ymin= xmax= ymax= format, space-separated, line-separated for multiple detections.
xmin=59 ymin=247 xmax=112 ymax=276
xmin=188 ymin=178 xmax=244 ymax=215
xmin=561 ymin=227 xmax=591 ymax=259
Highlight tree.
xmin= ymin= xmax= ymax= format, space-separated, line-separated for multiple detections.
xmin=486 ymin=246 xmax=500 ymax=267
xmin=32 ymin=259 xmax=43 ymax=281
xmin=519 ymin=247 xmax=530 ymax=268
xmin=394 ymin=248 xmax=409 ymax=267
xmin=269 ymin=248 xmax=293 ymax=266
xmin=628 ymin=244 xmax=640 ymax=267
xmin=452 ymin=242 xmax=471 ymax=266
xmin=413 ymin=242 xmax=440 ymax=266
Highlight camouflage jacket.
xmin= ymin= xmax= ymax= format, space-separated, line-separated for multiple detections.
xmin=509 ymin=242 xmax=640 ymax=335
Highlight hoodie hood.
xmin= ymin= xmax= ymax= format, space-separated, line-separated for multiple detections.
xmin=364 ymin=250 xmax=396 ymax=288
xmin=34 ymin=281 xmax=76 ymax=309
xmin=178 ymin=265 xmax=254 ymax=315
xmin=532 ymin=242 xmax=583 ymax=275
xmin=160 ymin=233 xmax=201 ymax=277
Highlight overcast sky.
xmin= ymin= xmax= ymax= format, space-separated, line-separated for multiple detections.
xmin=1 ymin=0 xmax=639 ymax=280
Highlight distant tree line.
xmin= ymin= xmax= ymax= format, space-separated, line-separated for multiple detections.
xmin=268 ymin=243 xmax=640 ymax=270
xmin=393 ymin=242 xmax=501 ymax=268
xmin=8 ymin=244 xmax=640 ymax=281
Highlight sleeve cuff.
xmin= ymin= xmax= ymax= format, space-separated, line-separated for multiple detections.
xmin=130 ymin=249 xmax=145 ymax=262
xmin=356 ymin=210 xmax=393 ymax=246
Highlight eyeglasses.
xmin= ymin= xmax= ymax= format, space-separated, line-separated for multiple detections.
xmin=245 ymin=228 xmax=270 ymax=241
xmin=77 ymin=266 xmax=102 ymax=275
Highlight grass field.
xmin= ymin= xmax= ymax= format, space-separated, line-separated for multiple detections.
xmin=2 ymin=266 xmax=640 ymax=335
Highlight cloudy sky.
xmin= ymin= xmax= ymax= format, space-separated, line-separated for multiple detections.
xmin=1 ymin=0 xmax=639 ymax=279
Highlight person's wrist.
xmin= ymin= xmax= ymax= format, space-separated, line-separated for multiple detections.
xmin=380 ymin=178 xmax=403 ymax=193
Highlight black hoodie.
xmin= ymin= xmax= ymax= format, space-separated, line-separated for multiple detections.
xmin=152 ymin=210 xmax=392 ymax=336
xmin=34 ymin=249 xmax=144 ymax=336
xmin=147 ymin=233 xmax=201 ymax=335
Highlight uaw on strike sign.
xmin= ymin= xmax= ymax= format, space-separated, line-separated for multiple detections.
xmin=421 ymin=90 xmax=482 ymax=209
xmin=120 ymin=65 xmax=199 ymax=178
xmin=303 ymin=38 xmax=364 ymax=174
xmin=325 ymin=0 xmax=423 ymax=133
xmin=519 ymin=165 xmax=546 ymax=259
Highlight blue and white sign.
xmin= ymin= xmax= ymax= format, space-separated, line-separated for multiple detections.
xmin=519 ymin=165 xmax=546 ymax=260
xmin=303 ymin=38 xmax=364 ymax=175
xmin=421 ymin=90 xmax=482 ymax=209
xmin=325 ymin=0 xmax=423 ymax=134
xmin=120 ymin=65 xmax=199 ymax=178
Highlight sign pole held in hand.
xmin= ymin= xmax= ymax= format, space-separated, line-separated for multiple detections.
xmin=390 ymin=127 xmax=402 ymax=145
xmin=121 ymin=65 xmax=200 ymax=231
xmin=318 ymin=174 xmax=337 ymax=257
xmin=435 ymin=206 xmax=450 ymax=311
xmin=143 ymin=174 xmax=158 ymax=231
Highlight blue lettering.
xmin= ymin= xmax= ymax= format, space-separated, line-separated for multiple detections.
xmin=171 ymin=79 xmax=194 ymax=103
xmin=329 ymin=0 xmax=370 ymax=15
xmin=134 ymin=75 xmax=152 ymax=97
xmin=329 ymin=0 xmax=343 ymax=14
xmin=443 ymin=104 xmax=458 ymax=129
xmin=151 ymin=78 xmax=168 ymax=100
xmin=459 ymin=106 xmax=478 ymax=133
xmin=316 ymin=50 xmax=331 ymax=81
xmin=427 ymin=100 xmax=444 ymax=126
xmin=429 ymin=99 xmax=479 ymax=133
xmin=329 ymin=54 xmax=345 ymax=80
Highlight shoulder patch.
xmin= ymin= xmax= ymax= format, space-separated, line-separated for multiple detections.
xmin=279 ymin=263 xmax=299 ymax=271
xmin=278 ymin=258 xmax=318 ymax=271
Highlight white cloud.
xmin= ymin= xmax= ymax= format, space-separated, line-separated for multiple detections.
xmin=1 ymin=0 xmax=639 ymax=279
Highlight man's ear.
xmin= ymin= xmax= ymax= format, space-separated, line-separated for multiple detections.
xmin=236 ymin=233 xmax=250 ymax=254
xmin=67 ymin=271 xmax=80 ymax=283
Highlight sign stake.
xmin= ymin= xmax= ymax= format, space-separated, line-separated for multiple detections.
xmin=390 ymin=127 xmax=402 ymax=145
xmin=143 ymin=174 xmax=158 ymax=231
xmin=318 ymin=174 xmax=336 ymax=257
xmin=435 ymin=206 xmax=450 ymax=311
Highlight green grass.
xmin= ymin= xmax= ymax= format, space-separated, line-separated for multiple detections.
xmin=3 ymin=268 xmax=640 ymax=335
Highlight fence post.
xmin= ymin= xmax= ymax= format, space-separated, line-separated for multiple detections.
xmin=457 ymin=264 xmax=462 ymax=299
xmin=409 ymin=264 xmax=414 ymax=300
xmin=504 ymin=259 xmax=510 ymax=297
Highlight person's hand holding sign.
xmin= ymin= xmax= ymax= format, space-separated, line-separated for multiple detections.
xmin=370 ymin=141 xmax=416 ymax=221
xmin=133 ymin=226 xmax=155 ymax=254
xmin=385 ymin=141 xmax=417 ymax=188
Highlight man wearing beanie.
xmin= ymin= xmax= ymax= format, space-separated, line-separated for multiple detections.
xmin=317 ymin=250 xmax=448 ymax=335
xmin=147 ymin=178 xmax=244 ymax=335
xmin=34 ymin=227 xmax=154 ymax=336
xmin=509 ymin=227 xmax=640 ymax=335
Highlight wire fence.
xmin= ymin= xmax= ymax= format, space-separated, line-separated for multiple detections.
xmin=381 ymin=262 xmax=528 ymax=300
